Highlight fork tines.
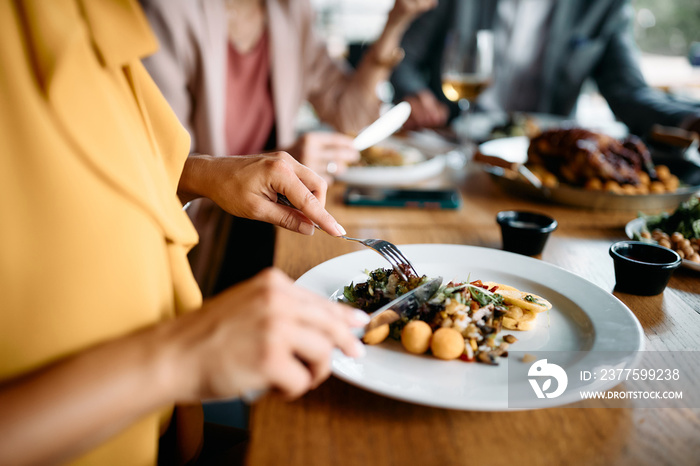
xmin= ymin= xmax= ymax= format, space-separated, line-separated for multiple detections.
xmin=376 ymin=242 xmax=418 ymax=281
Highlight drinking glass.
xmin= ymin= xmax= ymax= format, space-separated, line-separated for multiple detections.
xmin=441 ymin=29 xmax=494 ymax=148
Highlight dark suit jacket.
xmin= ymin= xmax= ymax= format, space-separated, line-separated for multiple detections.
xmin=390 ymin=0 xmax=700 ymax=137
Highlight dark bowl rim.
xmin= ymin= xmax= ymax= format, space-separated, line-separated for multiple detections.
xmin=608 ymin=240 xmax=682 ymax=269
xmin=496 ymin=210 xmax=558 ymax=233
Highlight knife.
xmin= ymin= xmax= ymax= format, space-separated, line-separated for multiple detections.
xmin=241 ymin=277 xmax=441 ymax=403
xmin=353 ymin=101 xmax=412 ymax=151
xmin=359 ymin=276 xmax=442 ymax=336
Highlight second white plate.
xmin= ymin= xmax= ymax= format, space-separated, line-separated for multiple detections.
xmin=336 ymin=155 xmax=446 ymax=187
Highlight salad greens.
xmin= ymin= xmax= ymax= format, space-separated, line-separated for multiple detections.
xmin=468 ymin=284 xmax=505 ymax=307
xmin=641 ymin=196 xmax=700 ymax=239
xmin=342 ymin=268 xmax=426 ymax=312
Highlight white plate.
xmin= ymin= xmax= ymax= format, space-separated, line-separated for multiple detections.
xmin=625 ymin=217 xmax=700 ymax=272
xmin=336 ymin=138 xmax=447 ymax=187
xmin=478 ymin=136 xmax=530 ymax=164
xmin=461 ymin=111 xmax=628 ymax=143
xmin=295 ymin=244 xmax=644 ymax=411
xmin=335 ymin=155 xmax=446 ymax=186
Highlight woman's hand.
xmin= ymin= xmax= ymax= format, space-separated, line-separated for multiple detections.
xmin=403 ymin=90 xmax=449 ymax=130
xmin=179 ymin=151 xmax=346 ymax=236
xmin=285 ymin=132 xmax=360 ymax=184
xmin=0 ymin=269 xmax=368 ymax=464
xmin=170 ymin=268 xmax=368 ymax=401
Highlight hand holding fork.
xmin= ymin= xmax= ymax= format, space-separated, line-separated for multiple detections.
xmin=277 ymin=195 xmax=418 ymax=280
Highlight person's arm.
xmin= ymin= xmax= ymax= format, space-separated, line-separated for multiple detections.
xmin=177 ymin=151 xmax=347 ymax=236
xmin=390 ymin=0 xmax=457 ymax=129
xmin=0 ymin=270 xmax=366 ymax=464
xmin=304 ymin=0 xmax=437 ymax=134
xmin=390 ymin=0 xmax=452 ymax=102
xmin=354 ymin=0 xmax=438 ymax=87
xmin=593 ymin=1 xmax=700 ymax=138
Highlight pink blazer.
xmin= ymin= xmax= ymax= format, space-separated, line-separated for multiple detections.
xmin=140 ymin=0 xmax=381 ymax=295
xmin=141 ymin=0 xmax=380 ymax=155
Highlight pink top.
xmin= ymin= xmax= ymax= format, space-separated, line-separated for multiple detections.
xmin=225 ymin=31 xmax=275 ymax=155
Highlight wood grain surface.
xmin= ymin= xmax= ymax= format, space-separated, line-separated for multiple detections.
xmin=246 ymin=168 xmax=700 ymax=466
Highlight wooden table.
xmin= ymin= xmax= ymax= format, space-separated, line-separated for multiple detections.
xmin=246 ymin=167 xmax=700 ymax=466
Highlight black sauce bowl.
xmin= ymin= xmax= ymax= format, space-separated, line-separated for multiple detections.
xmin=496 ymin=211 xmax=558 ymax=256
xmin=609 ymin=241 xmax=682 ymax=296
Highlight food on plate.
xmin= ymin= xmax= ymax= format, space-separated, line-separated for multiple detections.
xmin=342 ymin=267 xmax=551 ymax=364
xmin=481 ymin=281 xmax=552 ymax=315
xmin=401 ymin=320 xmax=432 ymax=354
xmin=362 ymin=323 xmax=391 ymax=345
xmin=430 ymin=328 xmax=465 ymax=360
xmin=357 ymin=143 xmax=423 ymax=167
xmin=647 ymin=231 xmax=700 ymax=263
xmin=634 ymin=195 xmax=700 ymax=263
xmin=527 ymin=128 xmax=679 ymax=194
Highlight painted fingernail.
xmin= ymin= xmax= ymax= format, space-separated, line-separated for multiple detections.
xmin=299 ymin=222 xmax=315 ymax=236
xmin=352 ymin=309 xmax=371 ymax=326
xmin=354 ymin=340 xmax=367 ymax=358
xmin=335 ymin=223 xmax=347 ymax=236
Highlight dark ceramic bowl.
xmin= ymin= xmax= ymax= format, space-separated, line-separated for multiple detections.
xmin=496 ymin=211 xmax=558 ymax=256
xmin=609 ymin=241 xmax=682 ymax=296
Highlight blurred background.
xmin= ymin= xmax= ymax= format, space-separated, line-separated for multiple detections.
xmin=305 ymin=0 xmax=699 ymax=128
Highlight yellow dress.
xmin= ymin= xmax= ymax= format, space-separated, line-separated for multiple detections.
xmin=0 ymin=0 xmax=202 ymax=464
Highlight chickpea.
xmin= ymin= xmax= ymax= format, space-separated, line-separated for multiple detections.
xmin=640 ymin=231 xmax=651 ymax=239
xmin=692 ymin=243 xmax=699 ymax=253
xmin=430 ymin=328 xmax=465 ymax=360
xmin=401 ymin=321 xmax=433 ymax=354
xmin=621 ymin=184 xmax=637 ymax=195
xmin=658 ymin=238 xmax=672 ymax=249
xmin=585 ymin=178 xmax=603 ymax=190
xmin=663 ymin=175 xmax=679 ymax=192
xmin=636 ymin=184 xmax=649 ymax=195
xmin=670 ymin=232 xmax=684 ymax=244
xmin=362 ymin=324 xmax=390 ymax=345
xmin=677 ymin=249 xmax=686 ymax=259
xmin=655 ymin=165 xmax=671 ymax=181
xmin=680 ymin=238 xmax=692 ymax=250
xmin=650 ymin=182 xmax=666 ymax=194
xmin=683 ymin=246 xmax=695 ymax=258
xmin=604 ymin=180 xmax=623 ymax=194
xmin=638 ymin=172 xmax=650 ymax=185
xmin=688 ymin=253 xmax=700 ymax=263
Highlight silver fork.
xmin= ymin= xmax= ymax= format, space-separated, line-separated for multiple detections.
xmin=276 ymin=194 xmax=418 ymax=280
xmin=340 ymin=236 xmax=418 ymax=281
